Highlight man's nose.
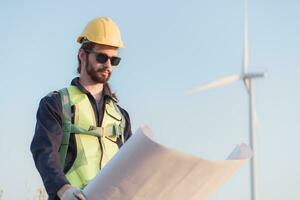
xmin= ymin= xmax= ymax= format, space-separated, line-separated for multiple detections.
xmin=103 ymin=59 xmax=113 ymax=70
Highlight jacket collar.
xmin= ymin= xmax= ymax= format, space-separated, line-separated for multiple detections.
xmin=71 ymin=77 xmax=118 ymax=102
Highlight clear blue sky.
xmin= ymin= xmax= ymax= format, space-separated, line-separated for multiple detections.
xmin=0 ymin=0 xmax=299 ymax=199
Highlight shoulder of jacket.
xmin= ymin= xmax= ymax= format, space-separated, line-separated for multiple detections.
xmin=41 ymin=91 xmax=61 ymax=106
xmin=46 ymin=91 xmax=60 ymax=98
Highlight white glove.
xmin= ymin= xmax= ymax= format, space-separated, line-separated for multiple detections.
xmin=60 ymin=187 xmax=87 ymax=200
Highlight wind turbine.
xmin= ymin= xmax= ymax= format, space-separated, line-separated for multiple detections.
xmin=187 ymin=0 xmax=265 ymax=200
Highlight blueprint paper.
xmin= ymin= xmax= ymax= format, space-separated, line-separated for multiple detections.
xmin=83 ymin=126 xmax=252 ymax=200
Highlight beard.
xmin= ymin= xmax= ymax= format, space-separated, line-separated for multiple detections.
xmin=85 ymin=61 xmax=111 ymax=84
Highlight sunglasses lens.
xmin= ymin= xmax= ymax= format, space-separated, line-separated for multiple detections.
xmin=93 ymin=52 xmax=121 ymax=66
xmin=111 ymin=57 xmax=121 ymax=66
xmin=96 ymin=53 xmax=109 ymax=64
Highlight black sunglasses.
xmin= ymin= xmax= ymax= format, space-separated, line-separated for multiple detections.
xmin=85 ymin=50 xmax=121 ymax=66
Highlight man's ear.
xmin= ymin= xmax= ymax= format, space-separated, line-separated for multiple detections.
xmin=79 ymin=49 xmax=87 ymax=64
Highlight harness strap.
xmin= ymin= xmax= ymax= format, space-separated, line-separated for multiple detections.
xmin=71 ymin=124 xmax=124 ymax=138
xmin=58 ymin=88 xmax=72 ymax=170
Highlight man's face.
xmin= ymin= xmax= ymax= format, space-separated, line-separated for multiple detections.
xmin=84 ymin=44 xmax=119 ymax=84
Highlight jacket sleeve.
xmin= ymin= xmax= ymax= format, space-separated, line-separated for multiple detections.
xmin=30 ymin=92 xmax=69 ymax=200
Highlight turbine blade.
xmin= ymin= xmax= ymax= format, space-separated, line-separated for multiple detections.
xmin=243 ymin=0 xmax=249 ymax=74
xmin=187 ymin=74 xmax=241 ymax=95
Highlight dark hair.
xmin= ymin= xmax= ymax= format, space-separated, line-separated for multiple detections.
xmin=77 ymin=42 xmax=96 ymax=74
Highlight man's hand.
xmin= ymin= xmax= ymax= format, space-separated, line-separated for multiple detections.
xmin=58 ymin=184 xmax=86 ymax=200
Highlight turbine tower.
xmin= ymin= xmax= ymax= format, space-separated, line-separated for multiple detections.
xmin=187 ymin=0 xmax=265 ymax=200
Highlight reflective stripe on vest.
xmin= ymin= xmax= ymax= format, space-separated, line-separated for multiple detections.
xmin=63 ymin=86 xmax=125 ymax=188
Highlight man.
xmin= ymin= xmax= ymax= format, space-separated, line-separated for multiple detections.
xmin=31 ymin=17 xmax=132 ymax=200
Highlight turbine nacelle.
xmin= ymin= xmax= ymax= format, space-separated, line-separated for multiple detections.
xmin=243 ymin=72 xmax=266 ymax=80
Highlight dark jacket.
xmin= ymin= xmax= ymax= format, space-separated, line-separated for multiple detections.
xmin=30 ymin=78 xmax=132 ymax=200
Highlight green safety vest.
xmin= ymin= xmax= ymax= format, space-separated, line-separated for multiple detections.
xmin=58 ymin=86 xmax=126 ymax=188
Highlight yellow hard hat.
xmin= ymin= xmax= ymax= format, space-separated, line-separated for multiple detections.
xmin=77 ymin=17 xmax=124 ymax=48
